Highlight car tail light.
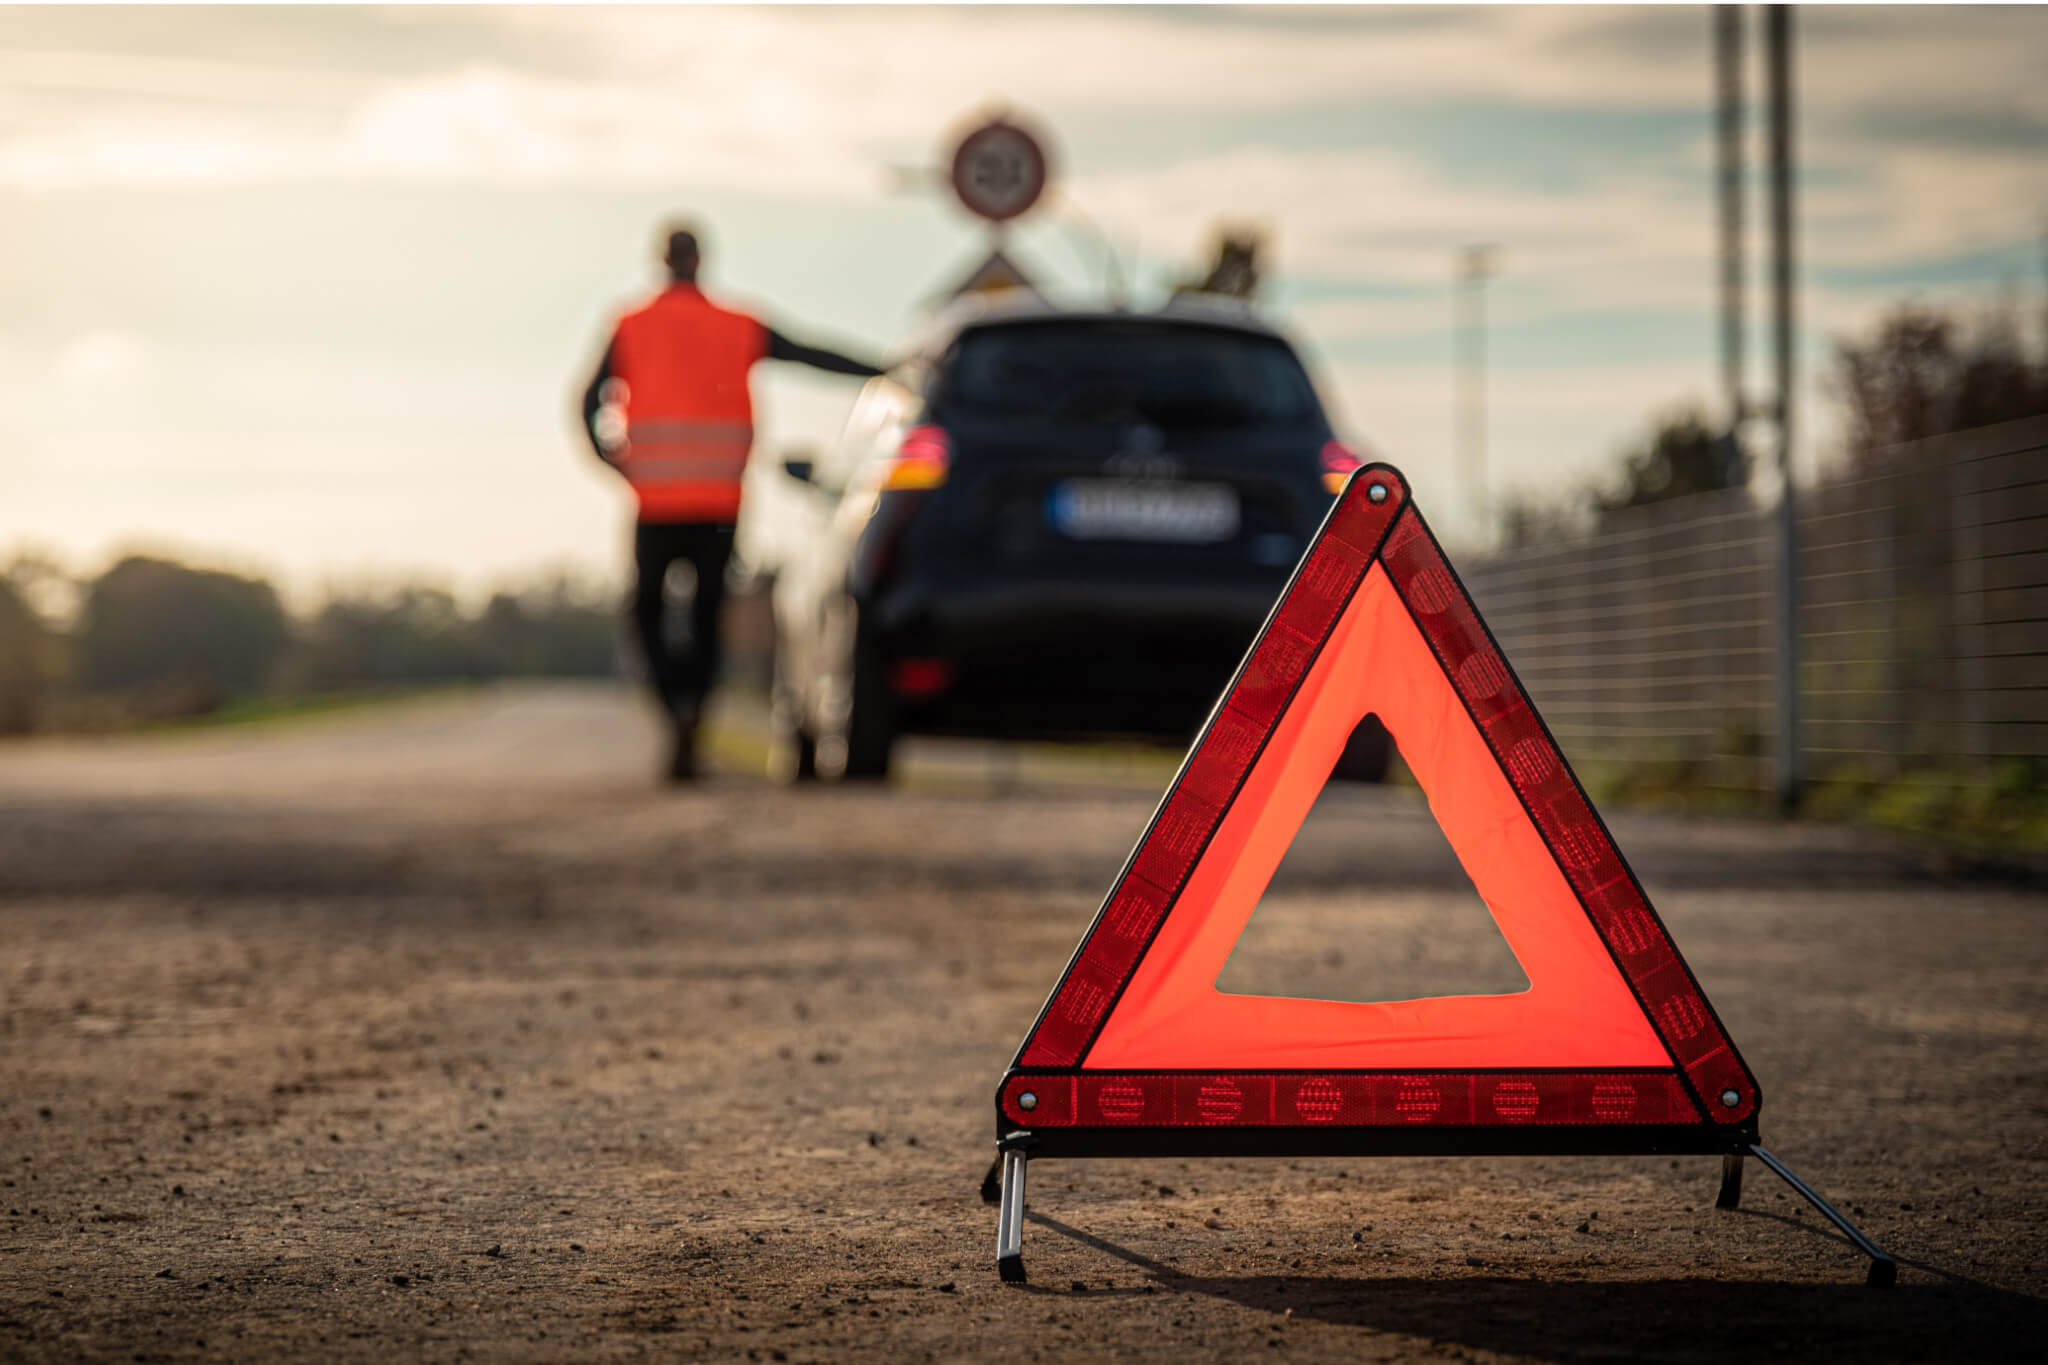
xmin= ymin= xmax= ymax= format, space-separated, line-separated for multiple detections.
xmin=1320 ymin=439 xmax=1364 ymax=494
xmin=879 ymin=424 xmax=951 ymax=491
xmin=889 ymin=657 xmax=953 ymax=699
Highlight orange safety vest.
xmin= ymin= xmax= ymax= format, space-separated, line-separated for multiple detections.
xmin=610 ymin=284 xmax=768 ymax=524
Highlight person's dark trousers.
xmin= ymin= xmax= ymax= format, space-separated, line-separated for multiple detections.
xmin=631 ymin=520 xmax=736 ymax=718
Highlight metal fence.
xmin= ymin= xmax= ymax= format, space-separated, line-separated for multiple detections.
xmin=1461 ymin=414 xmax=2048 ymax=800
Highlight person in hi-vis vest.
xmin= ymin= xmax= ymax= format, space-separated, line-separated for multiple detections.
xmin=581 ymin=223 xmax=882 ymax=780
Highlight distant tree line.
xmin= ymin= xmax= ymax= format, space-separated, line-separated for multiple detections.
xmin=1834 ymin=298 xmax=2048 ymax=462
xmin=1499 ymin=295 xmax=2048 ymax=546
xmin=0 ymin=554 xmax=622 ymax=735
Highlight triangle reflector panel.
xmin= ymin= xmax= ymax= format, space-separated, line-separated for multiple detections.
xmin=998 ymin=465 xmax=1759 ymax=1158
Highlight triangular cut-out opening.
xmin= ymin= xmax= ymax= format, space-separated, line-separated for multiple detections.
xmin=1215 ymin=716 xmax=1531 ymax=1005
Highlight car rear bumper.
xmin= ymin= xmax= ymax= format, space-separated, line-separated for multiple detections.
xmin=868 ymin=576 xmax=1283 ymax=742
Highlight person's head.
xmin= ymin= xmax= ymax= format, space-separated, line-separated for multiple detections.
xmin=661 ymin=223 xmax=701 ymax=283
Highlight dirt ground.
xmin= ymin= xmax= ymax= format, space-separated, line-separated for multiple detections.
xmin=2 ymin=682 xmax=2044 ymax=1363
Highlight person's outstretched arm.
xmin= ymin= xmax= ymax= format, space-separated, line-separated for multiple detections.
xmin=765 ymin=327 xmax=884 ymax=378
xmin=579 ymin=339 xmax=617 ymax=463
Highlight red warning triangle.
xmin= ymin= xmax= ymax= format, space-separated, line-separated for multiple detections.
xmin=998 ymin=466 xmax=1758 ymax=1152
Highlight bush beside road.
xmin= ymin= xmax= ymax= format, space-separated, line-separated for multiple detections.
xmin=0 ymin=552 xmax=620 ymax=736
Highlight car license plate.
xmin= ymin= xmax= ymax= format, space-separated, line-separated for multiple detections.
xmin=1047 ymin=480 xmax=1240 ymax=544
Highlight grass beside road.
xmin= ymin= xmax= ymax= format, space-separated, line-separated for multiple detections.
xmin=155 ymin=684 xmax=481 ymax=732
xmin=1807 ymin=762 xmax=2048 ymax=869
xmin=1579 ymin=755 xmax=2047 ymax=874
xmin=3 ymin=682 xmax=484 ymax=741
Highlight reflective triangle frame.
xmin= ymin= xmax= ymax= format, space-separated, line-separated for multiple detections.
xmin=987 ymin=465 xmax=1897 ymax=1288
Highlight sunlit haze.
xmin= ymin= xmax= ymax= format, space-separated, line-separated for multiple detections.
xmin=3 ymin=4 xmax=2043 ymax=598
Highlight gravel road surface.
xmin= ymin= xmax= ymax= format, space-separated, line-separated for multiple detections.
xmin=2 ymin=682 xmax=2043 ymax=1362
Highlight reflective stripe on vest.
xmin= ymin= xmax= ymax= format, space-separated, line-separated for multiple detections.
xmin=622 ymin=422 xmax=752 ymax=481
xmin=623 ymin=453 xmax=751 ymax=483
xmin=620 ymin=424 xmax=752 ymax=523
xmin=626 ymin=419 xmax=755 ymax=445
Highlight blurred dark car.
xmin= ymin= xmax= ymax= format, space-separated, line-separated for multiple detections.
xmin=768 ymin=294 xmax=1386 ymax=781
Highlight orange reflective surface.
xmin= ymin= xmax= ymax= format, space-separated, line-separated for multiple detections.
xmin=1086 ymin=563 xmax=1672 ymax=1071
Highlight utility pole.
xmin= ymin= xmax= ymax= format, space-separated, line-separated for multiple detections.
xmin=1456 ymin=244 xmax=1500 ymax=532
xmin=1715 ymin=6 xmax=1746 ymax=443
xmin=1767 ymin=4 xmax=1801 ymax=812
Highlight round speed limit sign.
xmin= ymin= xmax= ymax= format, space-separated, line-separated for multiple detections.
xmin=949 ymin=119 xmax=1050 ymax=223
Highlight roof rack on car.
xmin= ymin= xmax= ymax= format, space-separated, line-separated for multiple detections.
xmin=1155 ymin=291 xmax=1263 ymax=322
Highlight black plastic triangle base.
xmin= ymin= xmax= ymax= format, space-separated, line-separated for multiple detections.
xmin=997 ymin=1253 xmax=1026 ymax=1285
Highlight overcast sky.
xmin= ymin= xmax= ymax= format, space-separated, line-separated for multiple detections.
xmin=3 ymin=4 xmax=2043 ymax=599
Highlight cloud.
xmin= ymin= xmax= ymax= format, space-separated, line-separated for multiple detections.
xmin=333 ymin=65 xmax=880 ymax=195
xmin=0 ymin=45 xmax=367 ymax=108
xmin=0 ymin=57 xmax=884 ymax=193
xmin=1805 ymin=141 xmax=2048 ymax=270
xmin=54 ymin=329 xmax=154 ymax=392
xmin=1077 ymin=141 xmax=1710 ymax=305
xmin=3 ymin=4 xmax=2041 ymax=278
xmin=1093 ymin=117 xmax=2038 ymax=348
xmin=3 ymin=6 xmax=2039 ymax=580
xmin=0 ymin=121 xmax=291 ymax=186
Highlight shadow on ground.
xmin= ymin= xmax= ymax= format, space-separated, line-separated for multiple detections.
xmin=1027 ymin=1213 xmax=2047 ymax=1362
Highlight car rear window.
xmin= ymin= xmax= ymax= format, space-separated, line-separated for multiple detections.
xmin=940 ymin=321 xmax=1321 ymax=428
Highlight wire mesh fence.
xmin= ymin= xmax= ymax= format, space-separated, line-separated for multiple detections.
xmin=1460 ymin=414 xmax=2048 ymax=803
